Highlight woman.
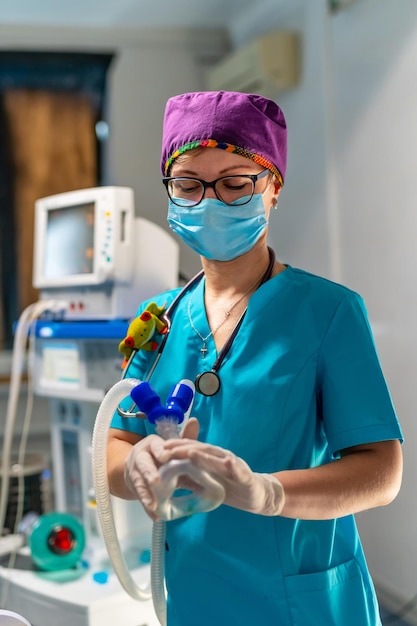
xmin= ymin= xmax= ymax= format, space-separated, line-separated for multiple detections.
xmin=108 ymin=91 xmax=403 ymax=625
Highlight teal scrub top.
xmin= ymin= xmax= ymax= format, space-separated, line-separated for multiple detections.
xmin=111 ymin=266 xmax=403 ymax=626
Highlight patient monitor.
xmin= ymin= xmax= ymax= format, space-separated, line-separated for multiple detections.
xmin=33 ymin=186 xmax=178 ymax=320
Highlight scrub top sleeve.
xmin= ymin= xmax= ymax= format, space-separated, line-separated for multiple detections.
xmin=318 ymin=292 xmax=403 ymax=456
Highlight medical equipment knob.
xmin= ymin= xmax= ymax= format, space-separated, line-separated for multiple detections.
xmin=29 ymin=511 xmax=85 ymax=571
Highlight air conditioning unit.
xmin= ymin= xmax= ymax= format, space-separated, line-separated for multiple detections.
xmin=206 ymin=31 xmax=301 ymax=98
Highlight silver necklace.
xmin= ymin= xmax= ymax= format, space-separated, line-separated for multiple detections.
xmin=187 ymin=272 xmax=265 ymax=358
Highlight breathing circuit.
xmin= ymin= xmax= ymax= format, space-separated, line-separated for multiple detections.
xmin=0 ymin=299 xmax=68 ymax=540
xmin=91 ymin=378 xmax=225 ymax=626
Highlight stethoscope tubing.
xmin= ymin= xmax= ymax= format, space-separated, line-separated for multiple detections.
xmin=119 ymin=248 xmax=275 ymax=408
xmin=118 ymin=270 xmax=204 ymax=416
xmin=145 ymin=269 xmax=205 ymax=381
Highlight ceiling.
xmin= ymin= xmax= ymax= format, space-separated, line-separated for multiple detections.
xmin=0 ymin=0 xmax=260 ymax=29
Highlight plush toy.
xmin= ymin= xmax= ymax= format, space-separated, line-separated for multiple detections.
xmin=119 ymin=302 xmax=167 ymax=368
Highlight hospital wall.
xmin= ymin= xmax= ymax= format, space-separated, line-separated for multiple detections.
xmin=332 ymin=2 xmax=417 ymax=617
xmin=1 ymin=0 xmax=416 ymax=618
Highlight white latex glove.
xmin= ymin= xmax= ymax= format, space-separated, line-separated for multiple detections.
xmin=123 ymin=418 xmax=206 ymax=521
xmin=154 ymin=422 xmax=285 ymax=517
xmin=124 ymin=433 xmax=168 ymax=520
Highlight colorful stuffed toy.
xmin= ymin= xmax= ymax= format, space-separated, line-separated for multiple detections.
xmin=118 ymin=302 xmax=167 ymax=368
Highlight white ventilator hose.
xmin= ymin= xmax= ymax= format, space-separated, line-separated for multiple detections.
xmin=150 ymin=521 xmax=167 ymax=626
xmin=92 ymin=378 xmax=226 ymax=626
xmin=91 ymin=379 xmax=153 ymax=602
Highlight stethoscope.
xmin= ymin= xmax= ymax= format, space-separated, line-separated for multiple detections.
xmin=117 ymin=248 xmax=276 ymax=419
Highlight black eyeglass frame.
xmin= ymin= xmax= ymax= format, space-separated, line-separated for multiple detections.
xmin=162 ymin=168 xmax=271 ymax=207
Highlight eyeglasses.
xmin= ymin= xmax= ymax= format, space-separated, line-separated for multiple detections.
xmin=162 ymin=168 xmax=270 ymax=208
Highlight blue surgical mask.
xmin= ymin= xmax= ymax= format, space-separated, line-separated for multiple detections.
xmin=167 ymin=193 xmax=268 ymax=261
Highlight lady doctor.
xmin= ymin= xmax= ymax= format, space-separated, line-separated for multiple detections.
xmin=107 ymin=91 xmax=403 ymax=625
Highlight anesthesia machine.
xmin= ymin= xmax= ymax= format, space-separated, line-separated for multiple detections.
xmin=0 ymin=186 xmax=179 ymax=626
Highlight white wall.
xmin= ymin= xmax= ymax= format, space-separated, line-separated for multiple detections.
xmin=331 ymin=0 xmax=417 ymax=617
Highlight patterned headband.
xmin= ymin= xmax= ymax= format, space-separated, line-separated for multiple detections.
xmin=165 ymin=139 xmax=283 ymax=186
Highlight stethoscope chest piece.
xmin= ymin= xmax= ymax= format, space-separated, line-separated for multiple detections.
xmin=195 ymin=370 xmax=221 ymax=397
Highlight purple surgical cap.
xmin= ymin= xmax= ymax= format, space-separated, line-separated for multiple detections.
xmin=161 ymin=91 xmax=287 ymax=185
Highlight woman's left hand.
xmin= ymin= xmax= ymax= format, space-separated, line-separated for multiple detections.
xmin=157 ymin=420 xmax=285 ymax=516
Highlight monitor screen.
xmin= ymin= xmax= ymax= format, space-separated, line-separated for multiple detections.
xmin=33 ymin=186 xmax=138 ymax=293
xmin=43 ymin=202 xmax=95 ymax=279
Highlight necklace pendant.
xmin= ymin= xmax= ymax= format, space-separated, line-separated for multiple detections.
xmin=200 ymin=343 xmax=208 ymax=358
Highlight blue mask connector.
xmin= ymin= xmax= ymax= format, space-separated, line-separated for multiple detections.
xmin=130 ymin=379 xmax=195 ymax=438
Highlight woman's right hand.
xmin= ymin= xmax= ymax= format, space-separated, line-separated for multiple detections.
xmin=124 ymin=433 xmax=168 ymax=520
xmin=123 ymin=418 xmax=200 ymax=520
